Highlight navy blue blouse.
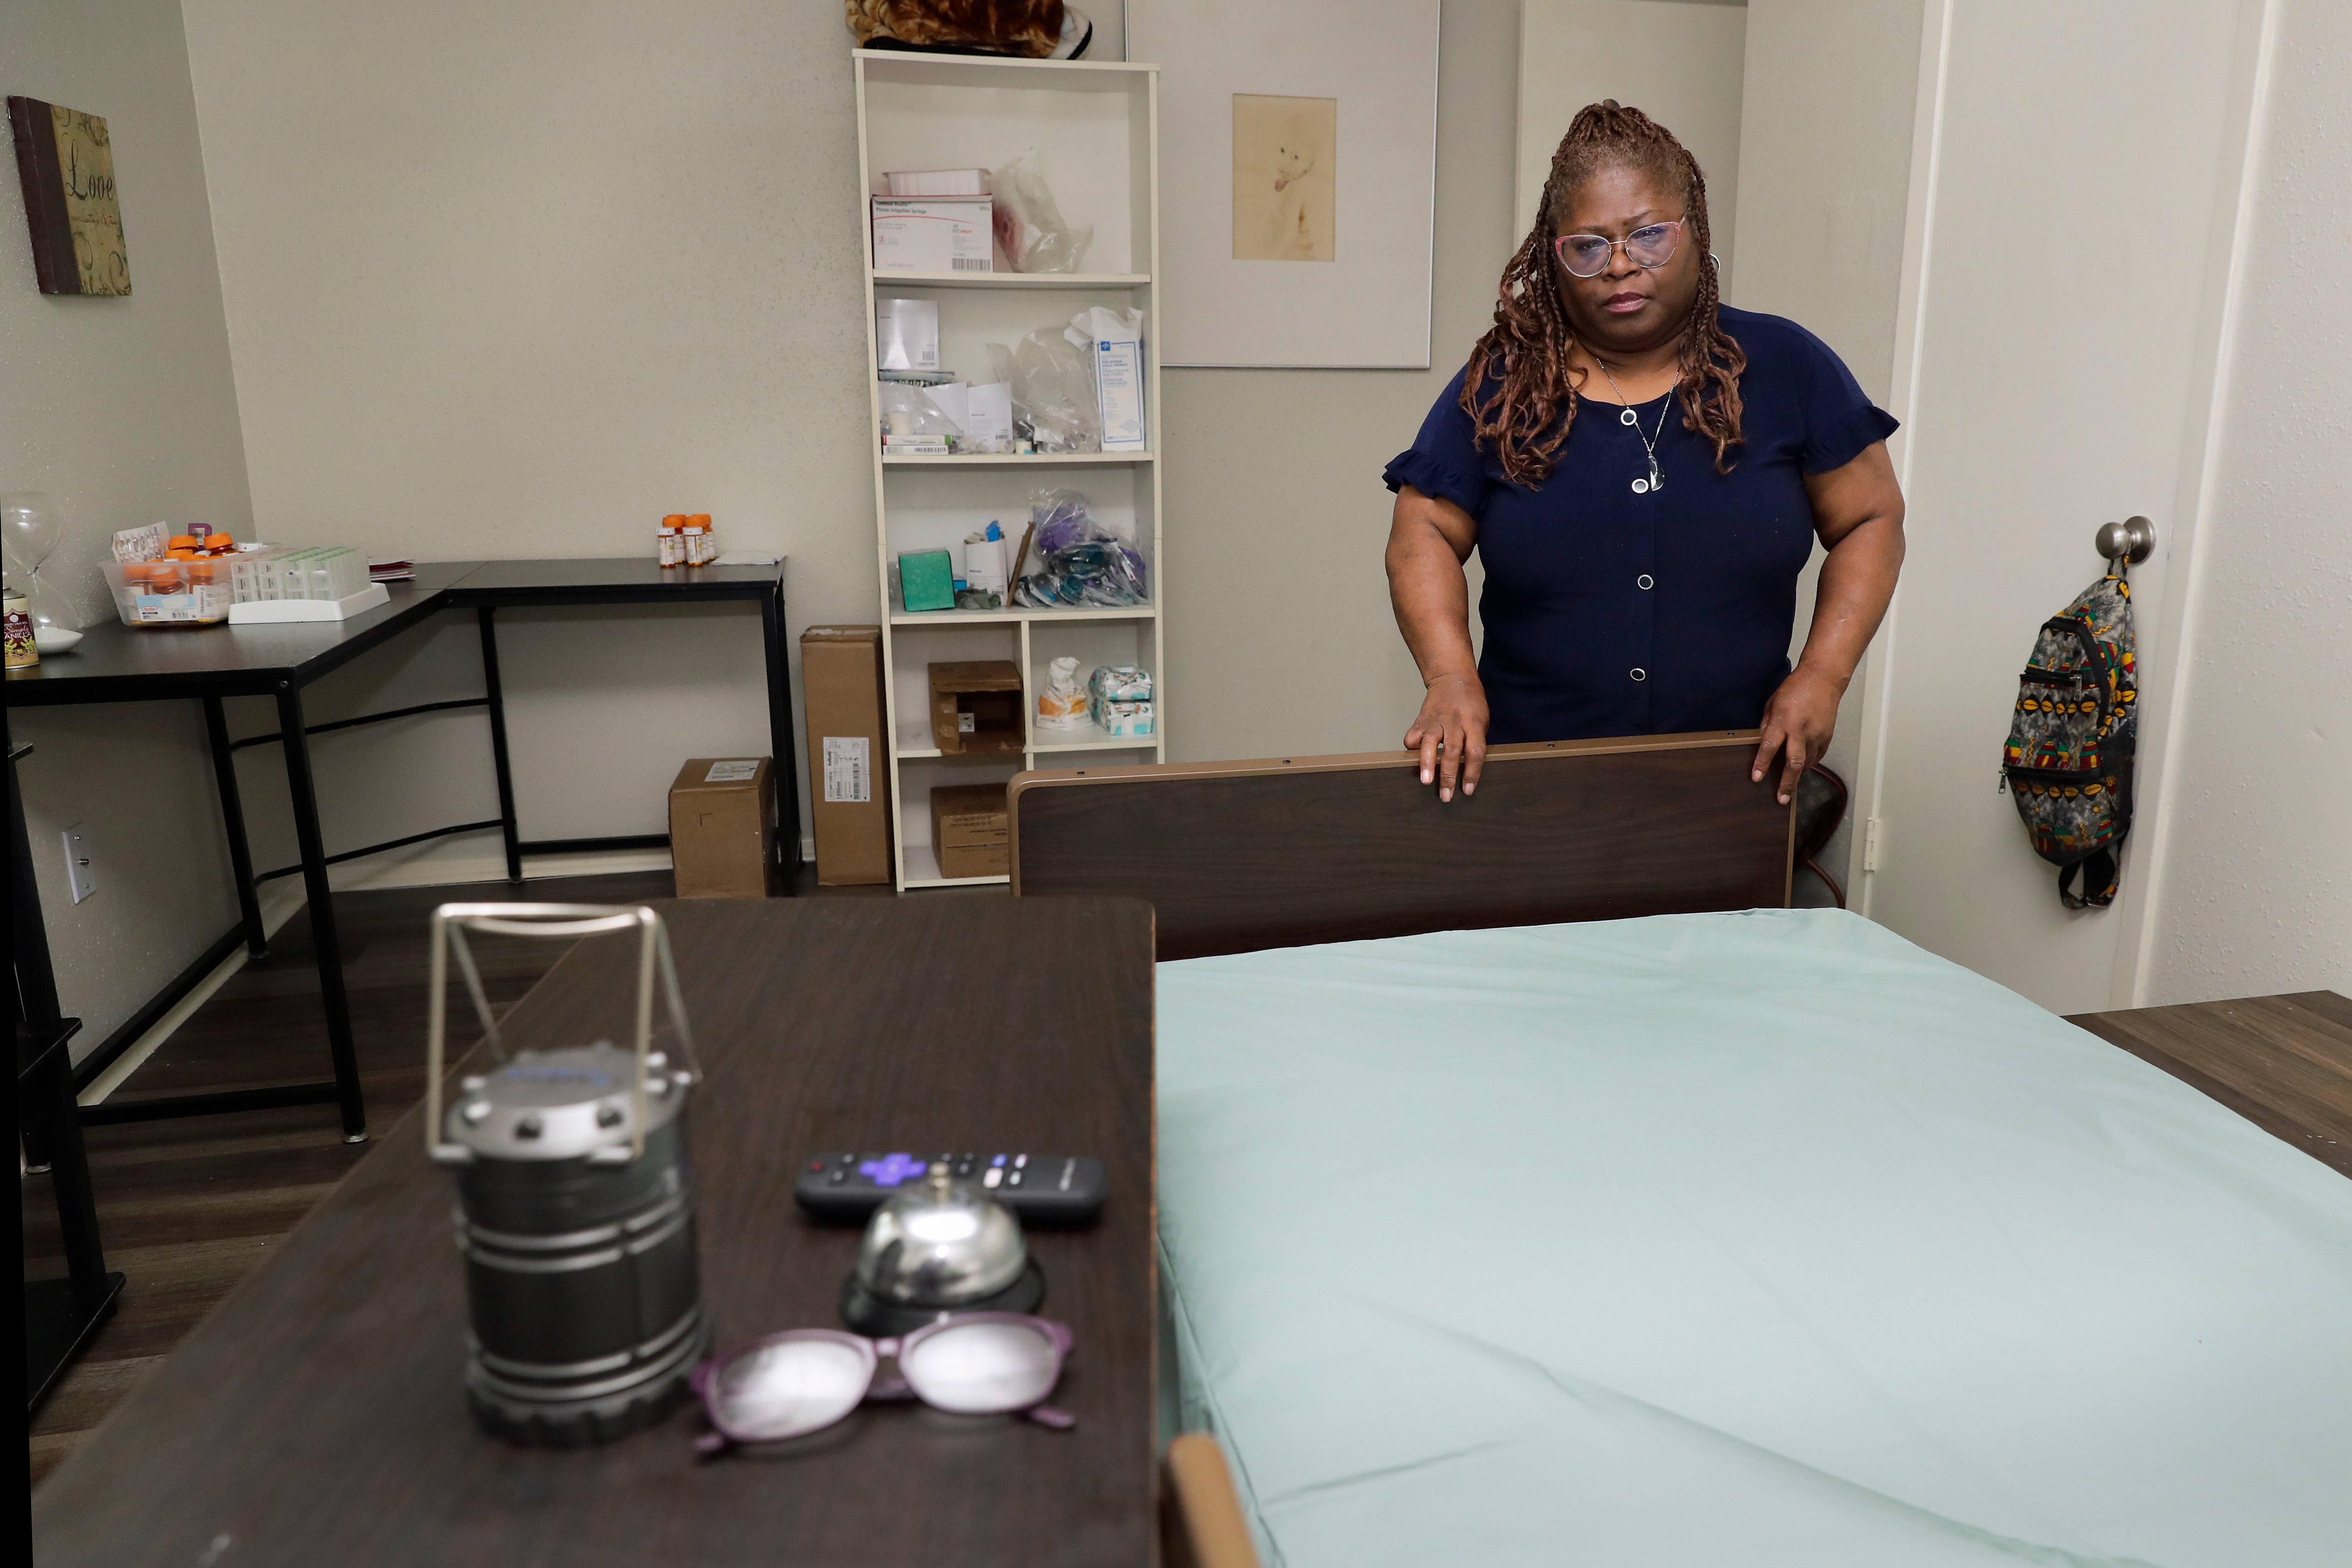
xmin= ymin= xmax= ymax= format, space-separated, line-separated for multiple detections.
xmin=1384 ymin=304 xmax=1897 ymax=745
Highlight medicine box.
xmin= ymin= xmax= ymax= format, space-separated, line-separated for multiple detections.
xmin=928 ymin=660 xmax=1025 ymax=755
xmin=930 ymin=783 xmax=1010 ymax=879
xmin=799 ymin=627 xmax=893 ymax=886
xmin=668 ymin=756 xmax=779 ymax=898
xmin=1093 ymin=334 xmax=1146 ymax=452
xmin=871 ymin=195 xmax=993 ymax=273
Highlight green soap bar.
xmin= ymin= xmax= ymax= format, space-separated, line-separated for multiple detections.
xmin=899 ymin=549 xmax=955 ymax=612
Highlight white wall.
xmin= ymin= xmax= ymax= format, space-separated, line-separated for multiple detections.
xmin=2138 ymin=0 xmax=2352 ymax=1003
xmin=176 ymin=0 xmax=880 ymax=878
xmin=1730 ymin=0 xmax=1926 ymax=892
xmin=171 ymin=0 xmax=1520 ymax=849
xmin=3 ymin=0 xmax=255 ymax=1055
xmin=1515 ymin=0 xmax=1747 ymax=271
xmin=1160 ymin=0 xmax=1522 ymax=762
xmin=1857 ymin=0 xmax=2269 ymax=1016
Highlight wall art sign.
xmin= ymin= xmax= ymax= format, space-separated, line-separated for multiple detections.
xmin=9 ymin=97 xmax=131 ymax=297
xmin=1128 ymin=0 xmax=1437 ymax=367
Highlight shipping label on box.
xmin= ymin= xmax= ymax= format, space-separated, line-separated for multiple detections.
xmin=823 ymin=736 xmax=871 ymax=804
xmin=872 ymin=196 xmax=992 ymax=273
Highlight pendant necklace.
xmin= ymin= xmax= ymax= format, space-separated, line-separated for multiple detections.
xmin=1595 ymin=360 xmax=1672 ymax=495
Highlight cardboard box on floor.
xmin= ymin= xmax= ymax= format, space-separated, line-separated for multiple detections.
xmin=800 ymin=626 xmax=893 ymax=886
xmin=931 ymin=782 xmax=1009 ymax=879
xmin=929 ymin=660 xmax=1025 ymax=755
xmin=669 ymin=757 xmax=779 ymax=898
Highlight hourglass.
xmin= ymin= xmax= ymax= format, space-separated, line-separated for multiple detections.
xmin=1 ymin=492 xmax=84 ymax=651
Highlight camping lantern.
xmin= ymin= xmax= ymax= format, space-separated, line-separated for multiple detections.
xmin=424 ymin=903 xmax=708 ymax=1445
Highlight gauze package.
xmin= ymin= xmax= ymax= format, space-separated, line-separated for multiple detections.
xmin=961 ymin=382 xmax=1016 ymax=452
xmin=1038 ymin=656 xmax=1087 ymax=729
xmin=876 ymin=298 xmax=941 ymax=372
xmin=1066 ymin=307 xmax=1146 ymax=453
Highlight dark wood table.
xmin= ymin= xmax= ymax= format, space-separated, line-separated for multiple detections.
xmin=31 ymin=895 xmax=1158 ymax=1567
xmin=5 ymin=558 xmax=796 ymax=1140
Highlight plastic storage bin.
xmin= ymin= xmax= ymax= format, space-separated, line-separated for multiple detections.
xmin=103 ymin=558 xmax=231 ymax=627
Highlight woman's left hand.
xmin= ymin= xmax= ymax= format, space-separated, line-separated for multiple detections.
xmin=1754 ymin=664 xmax=1845 ymax=805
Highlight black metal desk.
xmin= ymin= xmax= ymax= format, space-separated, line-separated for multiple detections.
xmin=441 ymin=558 xmax=801 ymax=882
xmin=3 ymin=559 xmax=797 ymax=1142
xmin=13 ymin=742 xmax=123 ymax=1416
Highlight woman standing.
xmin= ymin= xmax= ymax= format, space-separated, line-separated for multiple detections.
xmin=1385 ymin=102 xmax=1904 ymax=804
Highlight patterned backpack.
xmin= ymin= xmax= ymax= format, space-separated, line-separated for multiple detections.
xmin=2001 ymin=566 xmax=2138 ymax=908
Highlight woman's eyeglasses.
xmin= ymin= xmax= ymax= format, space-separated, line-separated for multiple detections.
xmin=690 ymin=1314 xmax=1075 ymax=1453
xmin=1553 ymin=220 xmax=1685 ymax=278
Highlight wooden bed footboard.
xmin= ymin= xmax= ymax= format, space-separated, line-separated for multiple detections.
xmin=1162 ymin=1433 xmax=1264 ymax=1568
xmin=1010 ymin=731 xmax=1793 ymax=959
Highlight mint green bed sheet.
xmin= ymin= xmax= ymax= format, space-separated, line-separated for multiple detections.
xmin=1156 ymin=910 xmax=2352 ymax=1568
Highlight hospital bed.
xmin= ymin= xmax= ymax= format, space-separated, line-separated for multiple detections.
xmin=1013 ymin=737 xmax=2352 ymax=1568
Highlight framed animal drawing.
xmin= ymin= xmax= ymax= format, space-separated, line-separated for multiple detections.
xmin=1128 ymin=0 xmax=1437 ymax=367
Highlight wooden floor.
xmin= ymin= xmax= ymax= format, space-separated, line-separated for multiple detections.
xmin=2068 ymin=988 xmax=2352 ymax=1179
xmin=23 ymin=877 xmax=2351 ymax=1489
xmin=21 ymin=867 xmax=912 ymax=1485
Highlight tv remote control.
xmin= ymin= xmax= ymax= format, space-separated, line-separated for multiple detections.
xmin=795 ymin=1151 xmax=1107 ymax=1226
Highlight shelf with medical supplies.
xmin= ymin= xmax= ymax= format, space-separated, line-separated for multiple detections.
xmin=857 ymin=49 xmax=1166 ymax=891
xmin=868 ymin=269 xmax=1151 ymax=290
xmin=886 ymin=604 xmax=1156 ymax=626
xmin=882 ymin=450 xmax=1155 ymax=466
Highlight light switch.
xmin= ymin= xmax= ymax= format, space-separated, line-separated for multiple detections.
xmin=62 ymin=821 xmax=96 ymax=903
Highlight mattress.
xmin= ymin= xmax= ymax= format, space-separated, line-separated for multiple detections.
xmin=1156 ymin=910 xmax=2352 ymax=1567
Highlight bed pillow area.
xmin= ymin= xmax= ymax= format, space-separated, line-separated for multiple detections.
xmin=1157 ymin=909 xmax=2352 ymax=1568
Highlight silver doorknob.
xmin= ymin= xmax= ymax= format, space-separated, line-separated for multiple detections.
xmin=2094 ymin=516 xmax=2155 ymax=565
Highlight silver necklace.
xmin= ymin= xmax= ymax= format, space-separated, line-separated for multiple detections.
xmin=1594 ymin=361 xmax=1672 ymax=495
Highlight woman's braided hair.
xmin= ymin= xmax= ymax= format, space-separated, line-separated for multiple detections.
xmin=1461 ymin=101 xmax=1746 ymax=485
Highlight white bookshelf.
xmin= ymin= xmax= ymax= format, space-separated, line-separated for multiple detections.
xmin=853 ymin=49 xmax=1165 ymax=891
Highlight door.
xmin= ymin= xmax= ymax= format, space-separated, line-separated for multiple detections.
xmin=1852 ymin=0 xmax=2268 ymax=1013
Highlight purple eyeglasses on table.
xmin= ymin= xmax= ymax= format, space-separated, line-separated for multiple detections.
xmin=691 ymin=1312 xmax=1076 ymax=1454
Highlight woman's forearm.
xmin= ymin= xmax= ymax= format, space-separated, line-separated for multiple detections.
xmin=1388 ymin=488 xmax=1489 ymax=798
xmin=1796 ymin=515 xmax=1904 ymax=691
xmin=1385 ymin=494 xmax=1480 ymax=686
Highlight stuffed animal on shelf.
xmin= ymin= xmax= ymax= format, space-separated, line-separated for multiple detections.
xmin=845 ymin=0 xmax=1093 ymax=60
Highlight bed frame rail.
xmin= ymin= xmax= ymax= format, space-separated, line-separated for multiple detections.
xmin=1011 ymin=731 xmax=1792 ymax=960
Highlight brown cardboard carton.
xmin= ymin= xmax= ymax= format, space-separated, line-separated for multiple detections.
xmin=928 ymin=660 xmax=1025 ymax=755
xmin=669 ymin=757 xmax=778 ymax=898
xmin=800 ymin=626 xmax=893 ymax=886
xmin=930 ymin=782 xmax=1009 ymax=879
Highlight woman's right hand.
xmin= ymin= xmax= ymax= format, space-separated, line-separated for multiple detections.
xmin=1405 ymin=673 xmax=1489 ymax=802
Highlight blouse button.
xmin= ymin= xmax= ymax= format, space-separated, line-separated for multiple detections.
xmin=1629 ymin=668 xmax=1647 ymax=683
xmin=1637 ymin=574 xmax=1655 ymax=591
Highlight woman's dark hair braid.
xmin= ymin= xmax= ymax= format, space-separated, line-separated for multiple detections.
xmin=1460 ymin=101 xmax=1747 ymax=485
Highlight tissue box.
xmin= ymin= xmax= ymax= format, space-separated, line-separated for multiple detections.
xmin=899 ymin=550 xmax=956 ymax=612
xmin=1088 ymin=665 xmax=1155 ymax=736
